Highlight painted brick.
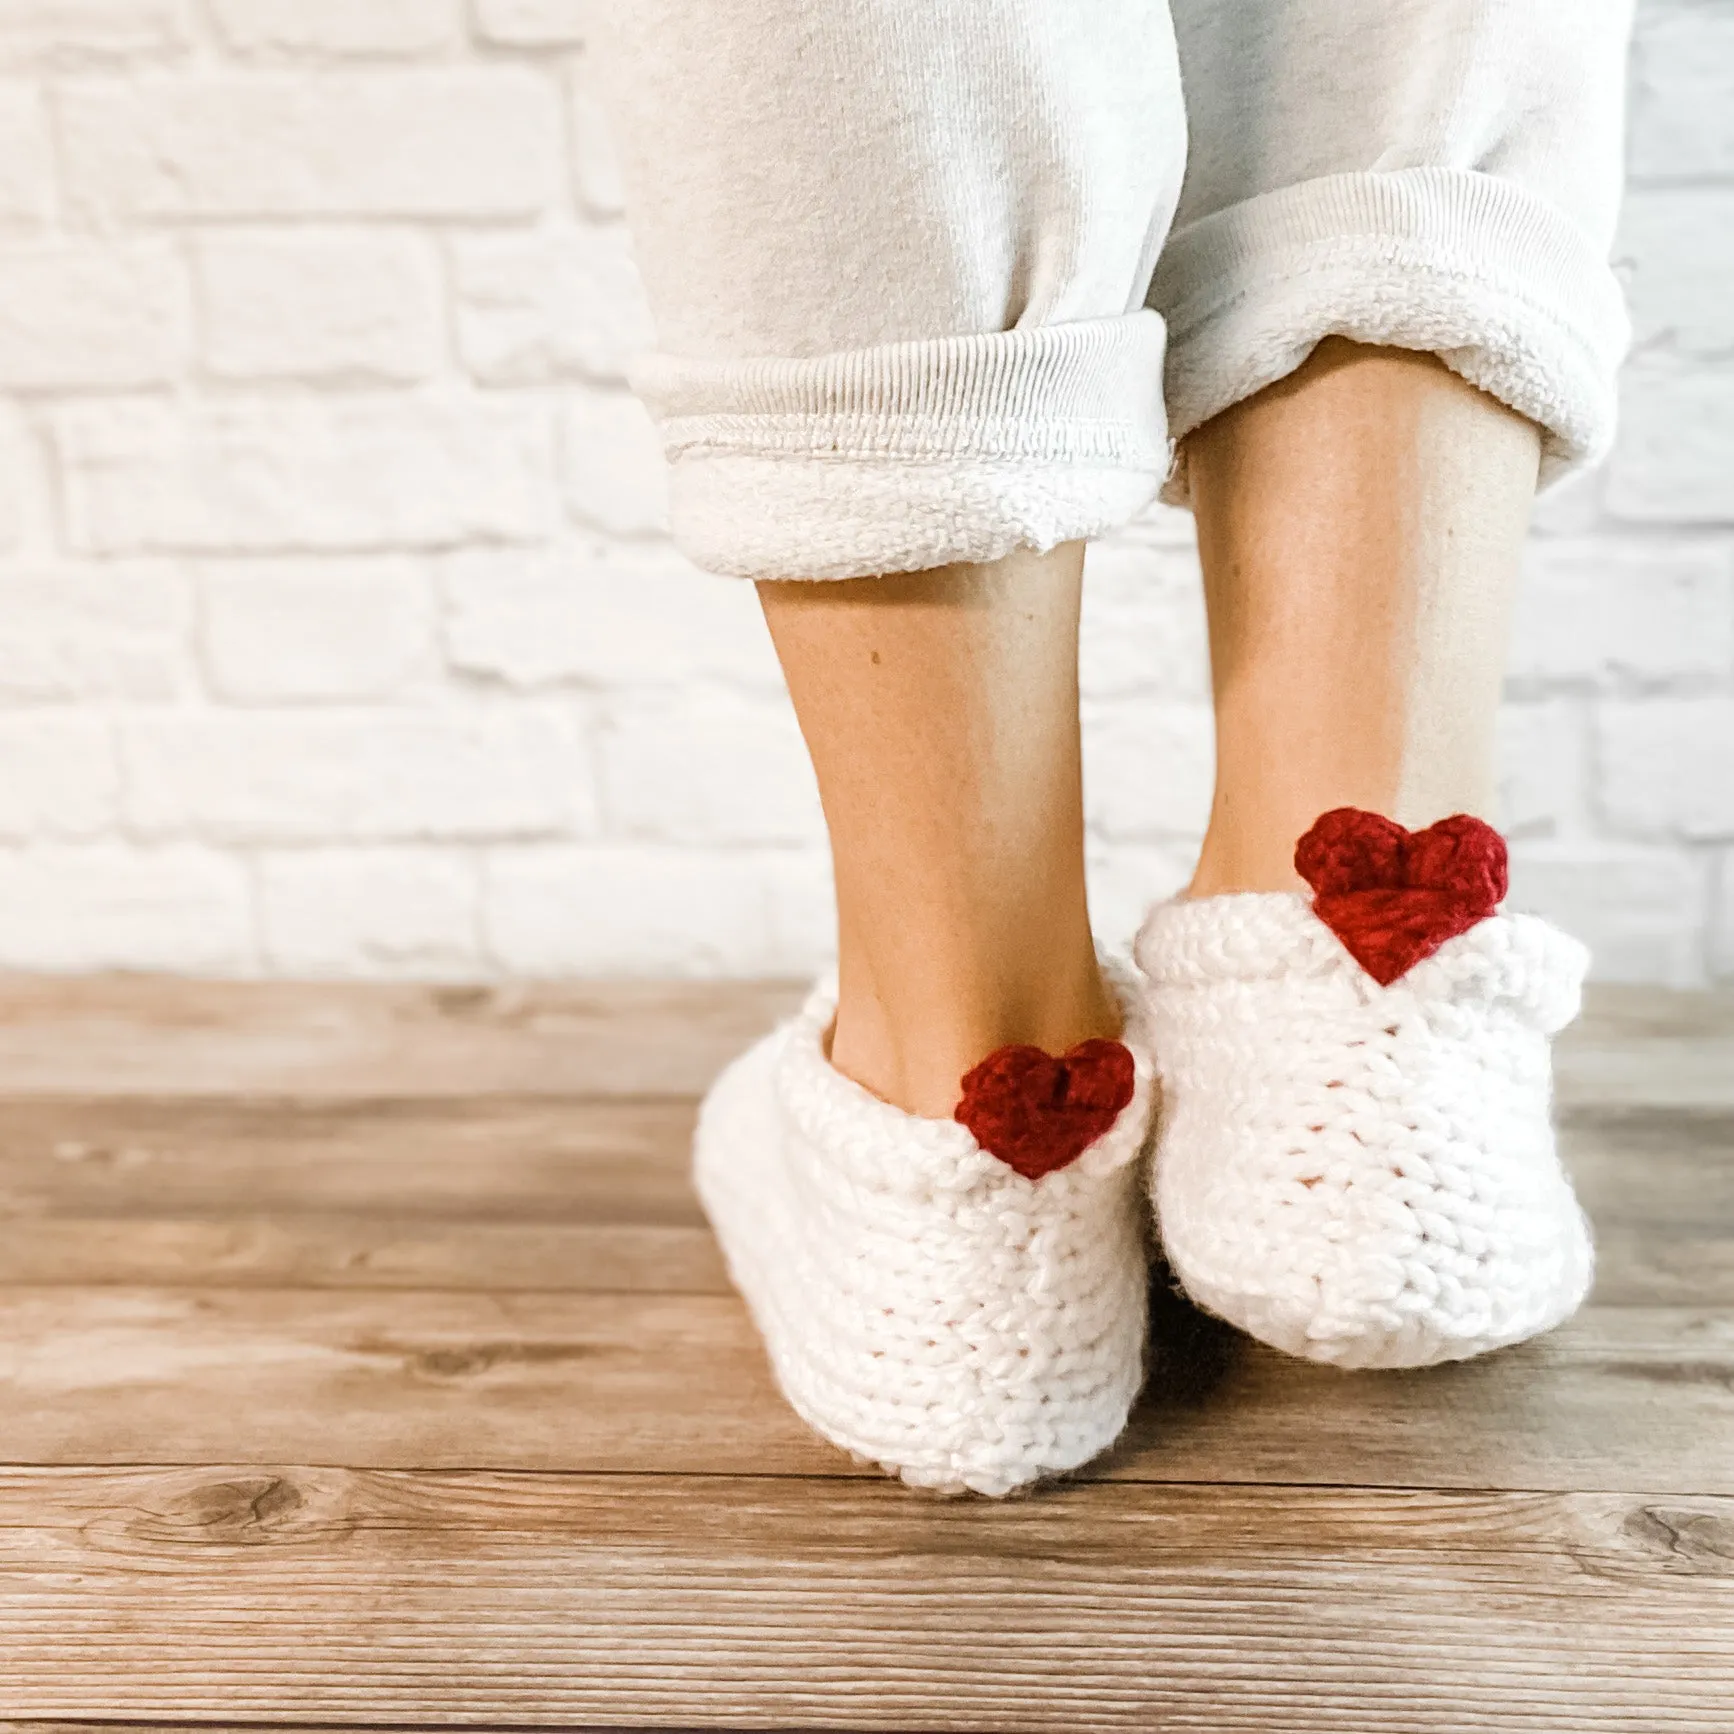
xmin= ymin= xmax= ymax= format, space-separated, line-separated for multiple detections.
xmin=474 ymin=0 xmax=591 ymax=48
xmin=452 ymin=222 xmax=652 ymax=386
xmin=1508 ymin=843 xmax=1707 ymax=987
xmin=562 ymin=389 xmax=668 ymax=537
xmin=0 ymin=409 xmax=32 ymax=551
xmin=60 ymin=70 xmax=561 ymax=220
xmin=0 ymin=20 xmax=1718 ymax=985
xmin=121 ymin=705 xmax=596 ymax=842
xmin=0 ymin=714 xmax=118 ymax=839
xmin=200 ymin=558 xmax=434 ymax=701
xmin=209 ymin=0 xmax=459 ymax=57
xmin=56 ymin=396 xmax=555 ymax=554
xmin=1529 ymin=463 xmax=1605 ymax=537
xmin=0 ymin=565 xmax=193 ymax=702
xmin=1599 ymin=698 xmax=1734 ymax=840
xmin=1713 ymin=852 xmax=1734 ymax=983
xmin=259 ymin=848 xmax=481 ymax=977
xmin=1086 ymin=842 xmax=1196 ymax=950
xmin=0 ymin=86 xmax=54 ymax=225
xmin=196 ymin=232 xmax=443 ymax=382
xmin=0 ymin=845 xmax=253 ymax=974
xmin=485 ymin=844 xmax=832 ymax=977
xmin=568 ymin=59 xmax=624 ymax=217
xmin=1118 ymin=501 xmax=1200 ymax=551
xmin=598 ymin=690 xmax=824 ymax=846
xmin=1616 ymin=189 xmax=1734 ymax=358
xmin=1497 ymin=701 xmax=1587 ymax=838
xmin=1511 ymin=540 xmax=1734 ymax=688
xmin=441 ymin=543 xmax=782 ymax=691
xmin=1606 ymin=364 xmax=1734 ymax=523
xmin=1080 ymin=537 xmax=1210 ymax=701
xmin=1629 ymin=2 xmax=1734 ymax=181
xmin=0 ymin=0 xmax=188 ymax=64
xmin=1082 ymin=702 xmax=1215 ymax=843
xmin=0 ymin=243 xmax=183 ymax=388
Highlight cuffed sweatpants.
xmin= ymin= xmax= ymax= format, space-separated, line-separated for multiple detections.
xmin=595 ymin=1 xmax=1633 ymax=581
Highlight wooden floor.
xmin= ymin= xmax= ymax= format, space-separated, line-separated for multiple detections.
xmin=1 ymin=976 xmax=1731 ymax=1732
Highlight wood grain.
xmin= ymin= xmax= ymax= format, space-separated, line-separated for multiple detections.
xmin=3 ymin=1285 xmax=1731 ymax=1494
xmin=1 ymin=975 xmax=1728 ymax=1106
xmin=1564 ymin=1107 xmax=1734 ymax=1305
xmin=0 ymin=975 xmax=1727 ymax=1732
xmin=2 ymin=1467 xmax=1731 ymax=1730
xmin=2 ymin=1096 xmax=1727 ymax=1301
xmin=0 ymin=1095 xmax=727 ymax=1293
xmin=1558 ymin=986 xmax=1734 ymax=1109
xmin=0 ymin=976 xmax=801 ymax=1100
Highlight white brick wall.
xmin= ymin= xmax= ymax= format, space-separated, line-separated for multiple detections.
xmin=0 ymin=2 xmax=1728 ymax=984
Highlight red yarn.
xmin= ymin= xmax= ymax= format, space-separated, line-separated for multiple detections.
xmin=1295 ymin=808 xmax=1508 ymax=985
xmin=954 ymin=1038 xmax=1136 ymax=1181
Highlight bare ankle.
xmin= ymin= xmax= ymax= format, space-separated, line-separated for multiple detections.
xmin=1186 ymin=836 xmax=1308 ymax=900
xmin=828 ymin=951 xmax=1120 ymax=1120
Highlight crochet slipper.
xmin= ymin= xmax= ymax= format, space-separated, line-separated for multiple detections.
xmin=693 ymin=963 xmax=1157 ymax=1496
xmin=1134 ymin=809 xmax=1594 ymax=1370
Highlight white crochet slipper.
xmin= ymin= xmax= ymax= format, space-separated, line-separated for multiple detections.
xmin=693 ymin=967 xmax=1157 ymax=1496
xmin=1135 ymin=808 xmax=1594 ymax=1371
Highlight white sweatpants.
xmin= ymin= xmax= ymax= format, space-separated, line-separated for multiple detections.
xmin=596 ymin=1 xmax=1633 ymax=580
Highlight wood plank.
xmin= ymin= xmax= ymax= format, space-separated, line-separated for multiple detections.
xmin=1 ymin=1095 xmax=1727 ymax=1300
xmin=1563 ymin=1107 xmax=1734 ymax=1306
xmin=0 ymin=1096 xmax=727 ymax=1294
xmin=0 ymin=1285 xmax=830 ymax=1476
xmin=1118 ymin=1286 xmax=1734 ymax=1495
xmin=0 ymin=976 xmax=1728 ymax=1108
xmin=0 ymin=1727 xmax=663 ymax=1734
xmin=1558 ymin=984 xmax=1734 ymax=1109
xmin=0 ymin=1096 xmax=707 ymax=1218
xmin=0 ymin=978 xmax=1722 ymax=1734
xmin=1 ymin=1467 xmax=1731 ymax=1730
xmin=0 ymin=976 xmax=803 ymax=1101
xmin=3 ymin=1286 xmax=1731 ymax=1494
xmin=0 ymin=1213 xmax=725 ymax=1296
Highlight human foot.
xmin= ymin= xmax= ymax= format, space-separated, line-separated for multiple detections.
xmin=1135 ymin=809 xmax=1593 ymax=1370
xmin=693 ymin=963 xmax=1158 ymax=1494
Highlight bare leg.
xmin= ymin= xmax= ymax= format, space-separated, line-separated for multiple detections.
xmin=759 ymin=545 xmax=1118 ymax=1120
xmin=1143 ymin=337 xmax=1594 ymax=1371
xmin=1186 ymin=337 xmax=1541 ymax=897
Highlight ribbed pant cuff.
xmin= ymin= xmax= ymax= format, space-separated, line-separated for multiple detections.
xmin=1151 ymin=167 xmax=1631 ymax=504
xmin=631 ymin=312 xmax=1170 ymax=579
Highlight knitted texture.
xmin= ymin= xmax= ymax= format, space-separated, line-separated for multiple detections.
xmin=1134 ymin=892 xmax=1594 ymax=1369
xmin=692 ymin=966 xmax=1158 ymax=1496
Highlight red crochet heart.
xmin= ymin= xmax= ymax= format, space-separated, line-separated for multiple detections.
xmin=954 ymin=1038 xmax=1136 ymax=1182
xmin=1294 ymin=808 xmax=1508 ymax=986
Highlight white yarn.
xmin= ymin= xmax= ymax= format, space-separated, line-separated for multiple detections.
xmin=1134 ymin=893 xmax=1594 ymax=1370
xmin=693 ymin=965 xmax=1158 ymax=1496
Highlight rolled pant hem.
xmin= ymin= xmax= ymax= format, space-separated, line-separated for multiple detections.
xmin=1152 ymin=167 xmax=1630 ymax=503
xmin=633 ymin=312 xmax=1170 ymax=579
xmin=666 ymin=451 xmax=1165 ymax=581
